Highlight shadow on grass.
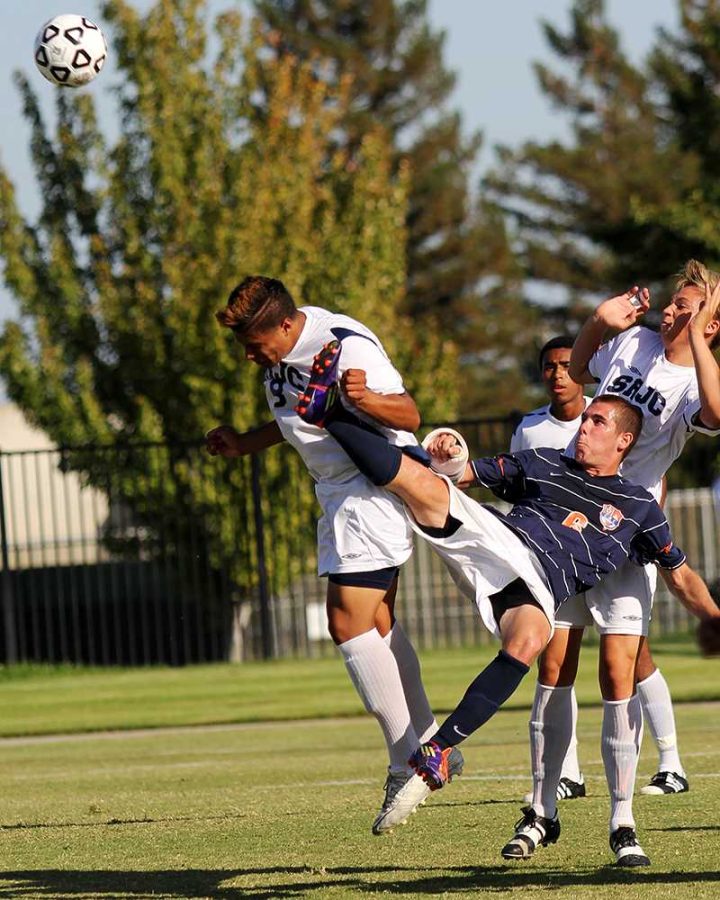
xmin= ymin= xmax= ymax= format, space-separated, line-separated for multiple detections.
xmin=0 ymin=814 xmax=247 ymax=831
xmin=0 ymin=865 xmax=719 ymax=898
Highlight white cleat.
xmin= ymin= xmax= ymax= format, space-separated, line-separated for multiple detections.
xmin=372 ymin=771 xmax=431 ymax=835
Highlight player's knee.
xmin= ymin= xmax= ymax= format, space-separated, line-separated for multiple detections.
xmin=502 ymin=631 xmax=545 ymax=666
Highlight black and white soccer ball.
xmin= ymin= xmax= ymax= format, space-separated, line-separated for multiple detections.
xmin=34 ymin=14 xmax=108 ymax=87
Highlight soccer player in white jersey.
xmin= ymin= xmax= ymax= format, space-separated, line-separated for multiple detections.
xmin=206 ymin=276 xmax=462 ymax=834
xmin=515 ymin=337 xmax=691 ymax=803
xmin=518 ymin=260 xmax=720 ymax=867
xmin=511 ymin=336 xmax=591 ymax=801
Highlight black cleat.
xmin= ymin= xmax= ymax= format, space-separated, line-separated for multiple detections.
xmin=501 ymin=806 xmax=560 ymax=860
xmin=523 ymin=774 xmax=586 ymax=805
xmin=557 ymin=775 xmax=587 ymax=800
xmin=640 ymin=770 xmax=689 ymax=795
xmin=610 ymin=826 xmax=650 ymax=867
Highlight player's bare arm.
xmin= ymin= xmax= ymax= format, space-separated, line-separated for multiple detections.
xmin=569 ymin=286 xmax=650 ymax=384
xmin=659 ymin=562 xmax=720 ymax=621
xmin=341 ymin=368 xmax=421 ymax=431
xmin=688 ymin=280 xmax=720 ymax=429
xmin=205 ymin=420 xmax=284 ymax=457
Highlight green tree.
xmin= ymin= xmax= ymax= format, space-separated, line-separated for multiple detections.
xmin=486 ymin=0 xmax=720 ymax=296
xmin=253 ymin=0 xmax=542 ymax=415
xmin=0 ymin=0 xmax=458 ymax=596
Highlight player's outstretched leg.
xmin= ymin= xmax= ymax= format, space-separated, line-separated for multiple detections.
xmin=501 ymin=806 xmax=561 ymax=860
xmin=295 ymin=339 xmax=341 ymax=426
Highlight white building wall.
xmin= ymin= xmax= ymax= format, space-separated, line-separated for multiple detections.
xmin=0 ymin=404 xmax=109 ymax=568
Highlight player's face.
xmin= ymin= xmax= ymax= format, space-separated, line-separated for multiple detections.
xmin=660 ymin=286 xmax=703 ymax=346
xmin=575 ymin=401 xmax=629 ymax=471
xmin=235 ymin=321 xmax=295 ymax=368
xmin=541 ymin=348 xmax=582 ymax=405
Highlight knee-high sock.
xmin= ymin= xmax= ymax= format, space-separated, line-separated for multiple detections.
xmin=338 ymin=629 xmax=419 ymax=772
xmin=385 ymin=623 xmax=437 ymax=743
xmin=530 ymin=684 xmax=574 ymax=819
xmin=431 ymin=650 xmax=529 ymax=749
xmin=326 ymin=408 xmax=402 ymax=484
xmin=325 ymin=406 xmax=430 ymax=484
xmin=637 ymin=668 xmax=684 ymax=775
xmin=559 ymin=685 xmax=583 ymax=783
xmin=602 ymin=695 xmax=643 ymax=832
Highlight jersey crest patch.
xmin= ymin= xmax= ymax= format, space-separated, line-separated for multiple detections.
xmin=600 ymin=504 xmax=624 ymax=531
xmin=562 ymin=511 xmax=589 ymax=533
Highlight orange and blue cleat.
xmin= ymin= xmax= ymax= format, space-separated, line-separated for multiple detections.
xmin=295 ymin=340 xmax=342 ymax=427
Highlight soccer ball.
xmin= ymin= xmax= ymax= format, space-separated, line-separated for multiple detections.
xmin=34 ymin=14 xmax=108 ymax=87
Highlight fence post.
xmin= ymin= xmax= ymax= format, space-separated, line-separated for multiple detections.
xmin=250 ymin=453 xmax=273 ymax=660
xmin=0 ymin=454 xmax=17 ymax=663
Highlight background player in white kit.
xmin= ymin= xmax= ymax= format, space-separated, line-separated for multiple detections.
xmin=206 ymin=276 xmax=462 ymax=834
xmin=518 ymin=260 xmax=720 ymax=866
xmin=513 ymin=337 xmax=691 ymax=802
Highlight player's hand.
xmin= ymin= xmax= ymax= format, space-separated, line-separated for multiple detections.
xmin=205 ymin=425 xmax=244 ymax=457
xmin=594 ymin=286 xmax=650 ymax=330
xmin=696 ymin=616 xmax=720 ymax=657
xmin=340 ymin=368 xmax=369 ymax=406
xmin=425 ymin=431 xmax=463 ymax=462
xmin=689 ymin=278 xmax=720 ymax=337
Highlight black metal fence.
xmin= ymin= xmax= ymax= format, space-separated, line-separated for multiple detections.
xmin=0 ymin=417 xmax=715 ymax=665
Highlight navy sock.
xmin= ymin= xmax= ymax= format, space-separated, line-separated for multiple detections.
xmin=432 ymin=650 xmax=530 ymax=748
xmin=325 ymin=406 xmax=429 ymax=485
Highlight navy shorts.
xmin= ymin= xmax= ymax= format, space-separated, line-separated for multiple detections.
xmin=328 ymin=566 xmax=400 ymax=591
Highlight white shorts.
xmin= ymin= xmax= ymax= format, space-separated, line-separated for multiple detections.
xmin=554 ymin=559 xmax=657 ymax=636
xmin=315 ymin=476 xmax=413 ymax=576
xmin=406 ymin=479 xmax=556 ymax=639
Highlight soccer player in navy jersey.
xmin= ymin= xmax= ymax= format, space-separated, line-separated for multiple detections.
xmin=296 ymin=367 xmax=720 ymax=859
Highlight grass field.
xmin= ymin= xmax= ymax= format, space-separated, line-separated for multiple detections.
xmin=0 ymin=637 xmax=718 ymax=899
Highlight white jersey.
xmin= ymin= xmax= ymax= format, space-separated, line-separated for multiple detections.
xmin=584 ymin=326 xmax=720 ymax=499
xmin=265 ymin=306 xmax=416 ymax=574
xmin=510 ymin=397 xmax=591 ymax=453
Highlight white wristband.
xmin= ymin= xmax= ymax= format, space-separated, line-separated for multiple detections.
xmin=421 ymin=427 xmax=469 ymax=483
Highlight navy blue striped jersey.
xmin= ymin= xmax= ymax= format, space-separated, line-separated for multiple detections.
xmin=469 ymin=447 xmax=685 ymax=604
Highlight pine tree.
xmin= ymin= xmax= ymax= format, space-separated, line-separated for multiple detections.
xmin=486 ymin=0 xmax=720 ymax=295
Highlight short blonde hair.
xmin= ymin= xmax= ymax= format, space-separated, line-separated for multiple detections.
xmin=675 ymin=258 xmax=720 ymax=294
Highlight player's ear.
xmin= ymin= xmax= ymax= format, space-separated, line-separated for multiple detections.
xmin=705 ymin=317 xmax=720 ymax=342
xmin=618 ymin=431 xmax=634 ymax=455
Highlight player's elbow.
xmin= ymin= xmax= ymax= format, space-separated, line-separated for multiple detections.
xmin=407 ymin=408 xmax=421 ymax=432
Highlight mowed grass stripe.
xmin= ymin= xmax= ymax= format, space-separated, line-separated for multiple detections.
xmin=0 ymin=635 xmax=716 ymax=737
xmin=0 ymin=700 xmax=718 ymax=897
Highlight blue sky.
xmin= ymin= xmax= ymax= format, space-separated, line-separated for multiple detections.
xmin=0 ymin=0 xmax=677 ymax=321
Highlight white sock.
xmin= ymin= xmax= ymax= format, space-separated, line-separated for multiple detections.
xmin=602 ymin=695 xmax=643 ymax=832
xmin=339 ymin=629 xmax=418 ymax=772
xmin=637 ymin=668 xmax=684 ymax=775
xmin=529 ymin=683 xmax=574 ymax=819
xmin=559 ymin=685 xmax=583 ymax=783
xmin=384 ymin=623 xmax=438 ymax=743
